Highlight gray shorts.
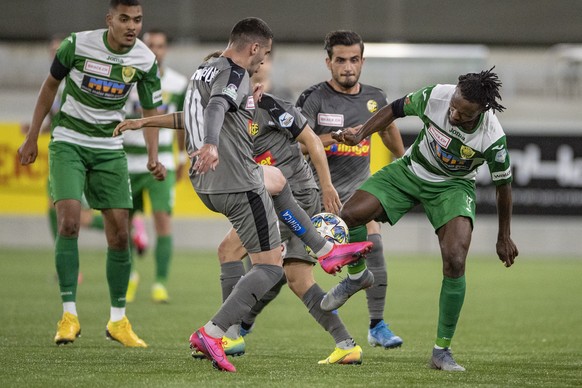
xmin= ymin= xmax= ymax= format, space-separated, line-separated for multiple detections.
xmin=282 ymin=187 xmax=320 ymax=265
xmin=197 ymin=186 xmax=281 ymax=254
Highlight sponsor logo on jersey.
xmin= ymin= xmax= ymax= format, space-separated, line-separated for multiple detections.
xmin=279 ymin=209 xmax=306 ymax=235
xmin=152 ymin=90 xmax=163 ymax=104
xmin=84 ymin=60 xmax=112 ymax=77
xmin=428 ymin=125 xmax=452 ymax=148
xmin=81 ymin=75 xmax=131 ymax=99
xmin=495 ymin=148 xmax=507 ymax=163
xmin=107 ymin=55 xmax=124 ymax=64
xmin=460 ymin=145 xmax=475 ymax=159
xmin=254 ymin=150 xmax=276 ymax=166
xmin=222 ymin=83 xmax=238 ymax=100
xmin=367 ymin=99 xmax=378 ymax=113
xmin=248 ymin=120 xmax=259 ymax=136
xmin=245 ymin=95 xmax=255 ymax=110
xmin=317 ymin=113 xmax=344 ymax=127
xmin=448 ymin=127 xmax=466 ymax=142
xmin=193 ymin=66 xmax=219 ymax=84
xmin=278 ymin=112 xmax=294 ymax=128
xmin=430 ymin=141 xmax=472 ymax=170
xmin=492 ymin=167 xmax=512 ymax=181
xmin=325 ymin=138 xmax=370 ymax=157
xmin=122 ymin=66 xmax=136 ymax=83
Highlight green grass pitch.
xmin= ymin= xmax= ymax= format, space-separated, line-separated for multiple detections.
xmin=0 ymin=248 xmax=581 ymax=387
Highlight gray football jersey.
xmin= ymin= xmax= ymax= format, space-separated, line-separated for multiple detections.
xmin=184 ymin=57 xmax=261 ymax=194
xmin=296 ymin=82 xmax=389 ymax=202
xmin=253 ymin=93 xmax=318 ymax=192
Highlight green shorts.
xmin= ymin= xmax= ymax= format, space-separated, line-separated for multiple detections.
xmin=48 ymin=141 xmax=132 ymax=210
xmin=129 ymin=170 xmax=176 ymax=214
xmin=359 ymin=158 xmax=476 ymax=231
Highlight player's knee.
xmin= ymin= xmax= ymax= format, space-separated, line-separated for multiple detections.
xmin=263 ymin=166 xmax=286 ymax=195
xmin=441 ymin=250 xmax=467 ymax=277
xmin=58 ymin=219 xmax=80 ymax=237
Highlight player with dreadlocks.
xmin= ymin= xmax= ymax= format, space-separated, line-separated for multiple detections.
xmin=325 ymin=67 xmax=519 ymax=371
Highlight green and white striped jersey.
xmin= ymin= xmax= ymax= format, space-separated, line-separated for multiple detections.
xmin=51 ymin=29 xmax=162 ymax=150
xmin=123 ymin=67 xmax=188 ymax=172
xmin=402 ymin=84 xmax=512 ymax=186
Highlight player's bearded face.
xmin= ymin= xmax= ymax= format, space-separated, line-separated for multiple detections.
xmin=448 ymin=88 xmax=484 ymax=130
xmin=106 ymin=5 xmax=143 ymax=50
xmin=327 ymin=44 xmax=363 ymax=90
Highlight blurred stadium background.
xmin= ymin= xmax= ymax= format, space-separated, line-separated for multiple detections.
xmin=1 ymin=0 xmax=581 ymax=256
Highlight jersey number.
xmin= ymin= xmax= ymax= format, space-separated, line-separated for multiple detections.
xmin=185 ymin=88 xmax=205 ymax=150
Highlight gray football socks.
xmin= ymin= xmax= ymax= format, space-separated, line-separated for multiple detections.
xmin=302 ymin=283 xmax=351 ymax=344
xmin=365 ymin=234 xmax=387 ymax=320
xmin=241 ymin=274 xmax=287 ymax=326
xmin=272 ymin=183 xmax=326 ymax=253
xmin=211 ymin=264 xmax=284 ymax=331
xmin=220 ymin=261 xmax=246 ymax=302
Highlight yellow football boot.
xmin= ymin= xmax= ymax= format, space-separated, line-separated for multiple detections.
xmin=151 ymin=283 xmax=169 ymax=304
xmin=125 ymin=272 xmax=139 ymax=303
xmin=105 ymin=316 xmax=147 ymax=347
xmin=318 ymin=345 xmax=363 ymax=365
xmin=54 ymin=312 xmax=81 ymax=345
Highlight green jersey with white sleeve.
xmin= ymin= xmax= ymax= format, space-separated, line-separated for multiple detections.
xmin=51 ymin=29 xmax=162 ymax=150
xmin=401 ymin=84 xmax=512 ymax=186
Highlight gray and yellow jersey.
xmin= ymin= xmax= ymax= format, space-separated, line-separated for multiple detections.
xmin=184 ymin=56 xmax=261 ymax=194
xmin=252 ymin=93 xmax=318 ymax=192
xmin=50 ymin=29 xmax=162 ymax=150
xmin=296 ymin=82 xmax=389 ymax=202
xmin=401 ymin=84 xmax=512 ymax=185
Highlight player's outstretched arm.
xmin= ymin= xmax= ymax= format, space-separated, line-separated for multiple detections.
xmin=297 ymin=124 xmax=342 ymax=214
xmin=113 ymin=112 xmax=185 ymax=136
xmin=334 ymin=104 xmax=397 ymax=146
xmin=495 ymin=183 xmax=519 ymax=267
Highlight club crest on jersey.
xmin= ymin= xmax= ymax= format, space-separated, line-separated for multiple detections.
xmin=83 ymin=60 xmax=111 ymax=77
xmin=278 ymin=112 xmax=294 ymax=128
xmin=248 ymin=120 xmax=259 ymax=136
xmin=367 ymin=99 xmax=378 ymax=113
xmin=122 ymin=66 xmax=136 ymax=83
xmin=460 ymin=145 xmax=475 ymax=159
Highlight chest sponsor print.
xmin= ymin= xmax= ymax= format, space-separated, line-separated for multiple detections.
xmin=254 ymin=150 xmax=276 ymax=166
xmin=81 ymin=75 xmax=131 ymax=100
xmin=317 ymin=113 xmax=344 ymax=127
xmin=325 ymin=138 xmax=371 ymax=157
xmin=248 ymin=120 xmax=259 ymax=136
xmin=428 ymin=125 xmax=452 ymax=148
xmin=83 ymin=60 xmax=112 ymax=77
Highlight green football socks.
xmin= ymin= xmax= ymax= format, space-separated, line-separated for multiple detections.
xmin=347 ymin=225 xmax=368 ymax=276
xmin=155 ymin=235 xmax=172 ymax=284
xmin=106 ymin=247 xmax=131 ymax=308
xmin=55 ymin=235 xmax=79 ymax=303
xmin=436 ymin=275 xmax=466 ymax=348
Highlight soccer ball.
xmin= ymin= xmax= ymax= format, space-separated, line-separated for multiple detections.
xmin=306 ymin=212 xmax=350 ymax=257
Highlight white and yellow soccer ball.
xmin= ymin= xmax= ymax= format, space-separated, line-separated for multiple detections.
xmin=306 ymin=212 xmax=350 ymax=258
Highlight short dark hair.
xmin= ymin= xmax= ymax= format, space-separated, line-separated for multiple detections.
xmin=229 ymin=17 xmax=273 ymax=48
xmin=109 ymin=0 xmax=140 ymax=9
xmin=457 ymin=67 xmax=505 ymax=113
xmin=324 ymin=30 xmax=364 ymax=59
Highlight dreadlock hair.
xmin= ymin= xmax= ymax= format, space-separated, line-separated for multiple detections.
xmin=457 ymin=67 xmax=505 ymax=113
